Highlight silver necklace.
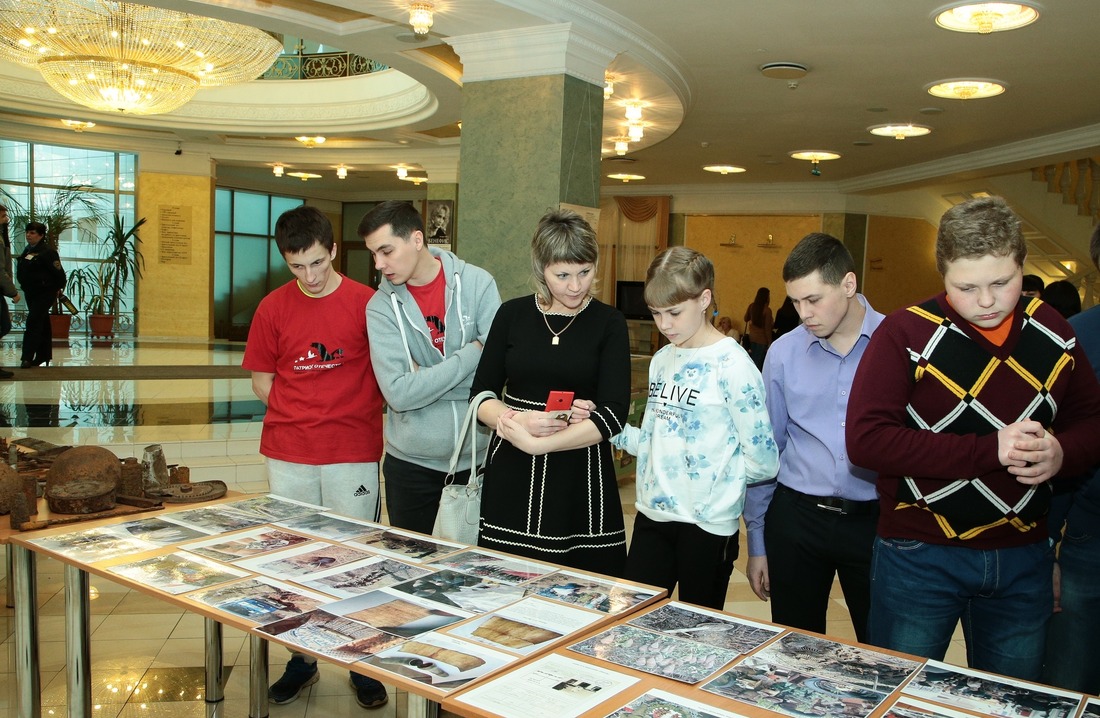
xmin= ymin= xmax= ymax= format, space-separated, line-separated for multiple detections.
xmin=540 ymin=297 xmax=589 ymax=345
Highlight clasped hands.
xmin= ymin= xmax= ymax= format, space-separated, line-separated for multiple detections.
xmin=997 ymin=420 xmax=1063 ymax=485
xmin=495 ymin=399 xmax=595 ymax=454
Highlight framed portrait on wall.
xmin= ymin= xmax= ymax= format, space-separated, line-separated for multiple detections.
xmin=425 ymin=199 xmax=455 ymax=251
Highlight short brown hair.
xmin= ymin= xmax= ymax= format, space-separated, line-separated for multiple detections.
xmin=644 ymin=246 xmax=714 ymax=308
xmin=935 ymin=196 xmax=1026 ymax=275
xmin=530 ymin=209 xmax=599 ymax=304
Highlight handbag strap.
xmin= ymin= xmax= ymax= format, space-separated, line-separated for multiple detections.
xmin=446 ymin=390 xmax=497 ymax=478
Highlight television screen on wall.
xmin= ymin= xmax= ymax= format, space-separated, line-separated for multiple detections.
xmin=615 ymin=280 xmax=652 ymax=321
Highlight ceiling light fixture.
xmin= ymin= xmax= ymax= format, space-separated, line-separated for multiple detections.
xmin=287 ymin=171 xmax=321 ymax=182
xmin=608 ymin=173 xmax=645 ymax=183
xmin=624 ymin=101 xmax=644 ymax=122
xmin=408 ymin=2 xmax=434 ymax=36
xmin=0 ymin=0 xmax=282 ymax=115
xmin=604 ymin=72 xmax=618 ymax=99
xmin=627 ymin=121 xmax=645 ymax=141
xmin=868 ymin=123 xmax=933 ymax=140
xmin=295 ymin=136 xmax=326 ymax=148
xmin=789 ymin=150 xmax=840 ymax=176
xmin=60 ymin=119 xmax=96 ymax=132
xmin=933 ymin=2 xmax=1040 ymax=34
xmin=336 ymin=165 xmax=348 ymax=179
xmin=612 ymin=136 xmax=631 ymax=156
xmin=395 ymin=166 xmax=408 ymax=179
xmin=400 ymin=174 xmax=428 ymax=186
xmin=272 ymin=164 xmax=284 ymax=178
xmin=703 ymin=165 xmax=747 ymax=175
xmin=925 ymin=78 xmax=1007 ymax=100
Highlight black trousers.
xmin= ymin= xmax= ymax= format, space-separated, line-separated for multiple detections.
xmin=625 ymin=512 xmax=739 ymax=610
xmin=21 ymin=293 xmax=53 ymax=364
xmin=764 ymin=484 xmax=878 ymax=642
xmin=382 ymin=454 xmax=470 ymax=535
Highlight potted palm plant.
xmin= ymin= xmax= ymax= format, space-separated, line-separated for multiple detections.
xmin=83 ymin=214 xmax=146 ymax=338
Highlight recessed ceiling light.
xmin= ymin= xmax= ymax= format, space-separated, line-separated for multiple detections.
xmin=852 ymin=141 xmax=873 ymax=147
xmin=926 ymin=78 xmax=1006 ymax=99
xmin=868 ymin=123 xmax=933 ymax=140
xmin=866 ymin=107 xmax=889 ymax=113
xmin=759 ymin=62 xmax=809 ymax=80
xmin=608 ymin=173 xmax=645 ymax=183
xmin=919 ymin=107 xmax=945 ymax=114
xmin=703 ymin=165 xmax=747 ymax=175
xmin=932 ymin=2 xmax=1040 ymax=34
xmin=789 ymin=150 xmax=841 ymax=162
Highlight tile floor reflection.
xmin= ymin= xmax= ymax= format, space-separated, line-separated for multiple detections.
xmin=0 ymin=336 xmax=967 ymax=718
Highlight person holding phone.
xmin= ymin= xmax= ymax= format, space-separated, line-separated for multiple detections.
xmin=611 ymin=247 xmax=778 ymax=608
xmin=471 ymin=209 xmax=631 ymax=577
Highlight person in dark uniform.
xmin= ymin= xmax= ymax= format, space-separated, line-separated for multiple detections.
xmin=16 ymin=221 xmax=65 ymax=368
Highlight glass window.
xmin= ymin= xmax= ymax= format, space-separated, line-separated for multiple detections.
xmin=233 ymin=191 xmax=269 ymax=235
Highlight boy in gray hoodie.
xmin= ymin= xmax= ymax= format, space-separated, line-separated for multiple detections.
xmin=359 ymin=200 xmax=501 ymax=534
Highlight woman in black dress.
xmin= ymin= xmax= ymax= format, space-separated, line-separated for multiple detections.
xmin=472 ymin=209 xmax=630 ymax=577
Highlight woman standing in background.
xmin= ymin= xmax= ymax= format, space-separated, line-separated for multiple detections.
xmin=744 ymin=286 xmax=773 ymax=369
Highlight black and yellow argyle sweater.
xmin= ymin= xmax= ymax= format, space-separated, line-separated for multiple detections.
xmin=847 ymin=293 xmax=1100 ymax=549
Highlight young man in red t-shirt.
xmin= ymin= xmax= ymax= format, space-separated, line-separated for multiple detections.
xmin=243 ymin=205 xmax=388 ymax=709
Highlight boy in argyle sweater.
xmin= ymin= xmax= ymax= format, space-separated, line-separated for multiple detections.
xmin=847 ymin=196 xmax=1100 ymax=681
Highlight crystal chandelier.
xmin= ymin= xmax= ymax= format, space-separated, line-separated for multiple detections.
xmin=0 ymin=0 xmax=283 ymax=115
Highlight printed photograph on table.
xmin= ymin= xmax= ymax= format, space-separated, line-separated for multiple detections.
xmin=882 ymin=696 xmax=991 ymax=718
xmin=569 ymin=624 xmax=738 ymax=684
xmin=627 ymin=601 xmax=782 ymax=653
xmin=258 ymin=608 xmax=404 ymax=663
xmin=181 ymin=527 xmax=314 ymax=563
xmin=300 ymin=555 xmax=434 ymax=599
xmin=347 ymin=528 xmax=465 ymax=563
xmin=102 ymin=516 xmax=210 ymax=545
xmin=455 ymin=653 xmax=639 ymax=718
xmin=322 ymin=588 xmax=472 ymax=637
xmin=160 ymin=505 xmax=268 ymax=534
xmin=446 ymin=596 xmax=603 ymax=655
xmin=902 ymin=661 xmax=1084 ymax=718
xmin=750 ymin=632 xmax=922 ymax=693
xmin=364 ymin=630 xmax=515 ymax=691
xmin=217 ymin=493 xmax=326 ymax=521
xmin=604 ymin=688 xmax=750 ymax=718
xmin=187 ymin=577 xmax=332 ymax=623
xmin=107 ymin=552 xmax=250 ymax=594
xmin=389 ymin=569 xmax=525 ymax=613
xmin=29 ymin=527 xmax=156 ymax=563
xmin=274 ymin=511 xmax=386 ymax=542
xmin=702 ymin=654 xmax=889 ymax=718
xmin=429 ymin=549 xmax=559 ymax=585
xmin=1083 ymin=697 xmax=1100 ymax=718
xmin=521 ymin=571 xmax=660 ymax=614
xmin=234 ymin=541 xmax=373 ymax=579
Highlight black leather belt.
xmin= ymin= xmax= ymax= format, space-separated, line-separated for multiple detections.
xmin=778 ymin=484 xmax=878 ymax=516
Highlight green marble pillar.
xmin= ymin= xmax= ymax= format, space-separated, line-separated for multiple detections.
xmin=457 ymin=74 xmax=604 ymax=300
xmin=822 ymin=212 xmax=868 ymax=287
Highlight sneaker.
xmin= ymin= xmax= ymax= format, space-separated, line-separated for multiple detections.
xmin=349 ymin=673 xmax=388 ymax=709
xmin=269 ymin=655 xmax=319 ymax=704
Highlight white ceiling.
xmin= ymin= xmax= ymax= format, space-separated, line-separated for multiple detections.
xmin=1 ymin=0 xmax=1098 ymax=197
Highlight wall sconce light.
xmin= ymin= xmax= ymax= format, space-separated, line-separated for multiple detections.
xmin=336 ymin=165 xmax=348 ymax=179
xmin=273 ymin=164 xmax=285 ymax=177
xmin=400 ymin=174 xmax=428 ymax=186
xmin=409 ymin=2 xmax=434 ymax=36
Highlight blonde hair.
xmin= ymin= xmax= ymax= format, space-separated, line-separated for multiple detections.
xmin=644 ymin=246 xmax=714 ymax=308
xmin=530 ymin=209 xmax=599 ymax=304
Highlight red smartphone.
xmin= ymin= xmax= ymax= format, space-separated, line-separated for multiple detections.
xmin=546 ymin=390 xmax=575 ymax=421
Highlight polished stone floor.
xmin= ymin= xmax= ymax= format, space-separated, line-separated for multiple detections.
xmin=0 ymin=335 xmax=965 ymax=718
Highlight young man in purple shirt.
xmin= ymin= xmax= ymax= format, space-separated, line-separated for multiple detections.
xmin=743 ymin=233 xmax=884 ymax=642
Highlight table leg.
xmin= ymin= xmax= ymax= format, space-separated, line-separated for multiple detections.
xmin=5 ymin=543 xmax=14 ymax=608
xmin=12 ymin=544 xmax=41 ymax=718
xmin=248 ymin=635 xmax=269 ymax=718
xmin=204 ymin=617 xmax=224 ymax=703
xmin=408 ymin=694 xmax=440 ymax=718
xmin=64 ymin=564 xmax=91 ymax=718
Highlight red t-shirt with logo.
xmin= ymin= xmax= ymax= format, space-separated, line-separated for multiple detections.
xmin=406 ymin=259 xmax=447 ymax=355
xmin=243 ymin=276 xmax=383 ymax=464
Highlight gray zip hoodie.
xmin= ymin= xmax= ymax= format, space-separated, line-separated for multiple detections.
xmin=366 ymin=246 xmax=501 ymax=473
